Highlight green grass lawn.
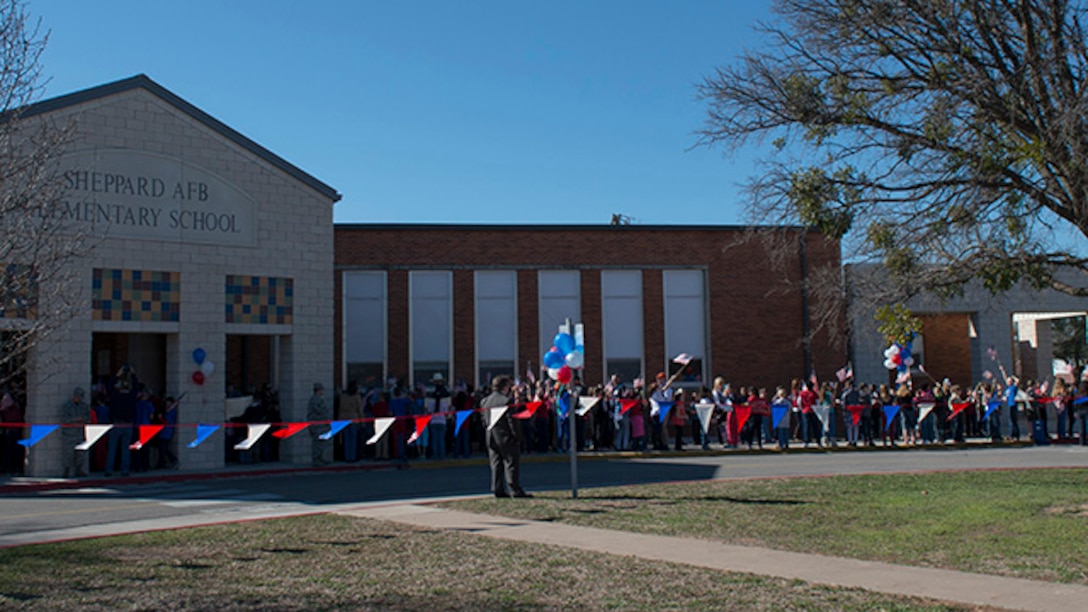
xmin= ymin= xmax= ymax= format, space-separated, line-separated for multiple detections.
xmin=0 ymin=514 xmax=982 ymax=611
xmin=442 ymin=468 xmax=1088 ymax=584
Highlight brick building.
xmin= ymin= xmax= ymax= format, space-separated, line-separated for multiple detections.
xmin=335 ymin=225 xmax=845 ymax=392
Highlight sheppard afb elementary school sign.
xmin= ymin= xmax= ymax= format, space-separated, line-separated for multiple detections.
xmin=50 ymin=149 xmax=257 ymax=247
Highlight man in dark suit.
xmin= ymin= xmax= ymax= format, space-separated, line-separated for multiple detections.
xmin=482 ymin=375 xmax=531 ymax=498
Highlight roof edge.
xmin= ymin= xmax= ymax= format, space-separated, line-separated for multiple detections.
xmin=20 ymin=74 xmax=342 ymax=203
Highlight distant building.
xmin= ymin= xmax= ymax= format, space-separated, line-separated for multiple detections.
xmin=847 ymin=264 xmax=1087 ymax=387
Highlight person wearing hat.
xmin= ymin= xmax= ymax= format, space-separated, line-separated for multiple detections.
xmin=61 ymin=387 xmax=90 ymax=478
xmin=308 ymin=382 xmax=331 ymax=465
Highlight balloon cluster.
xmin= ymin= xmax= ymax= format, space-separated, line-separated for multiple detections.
xmin=191 ymin=347 xmax=215 ymax=385
xmin=543 ymin=332 xmax=583 ymax=384
xmin=883 ymin=338 xmax=914 ymax=375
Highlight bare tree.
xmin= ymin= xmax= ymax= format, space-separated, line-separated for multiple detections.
xmin=698 ymin=0 xmax=1088 ymax=306
xmin=0 ymin=0 xmax=80 ymax=391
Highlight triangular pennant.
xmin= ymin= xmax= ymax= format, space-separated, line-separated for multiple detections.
xmin=883 ymin=405 xmax=900 ymax=431
xmin=366 ymin=417 xmax=395 ymax=444
xmin=234 ymin=424 xmax=272 ymax=450
xmin=487 ymin=406 xmax=509 ymax=431
xmin=917 ymin=402 xmax=935 ymax=424
xmin=656 ymin=401 xmax=674 ymax=424
xmin=130 ymin=424 xmax=165 ymax=450
xmin=576 ymin=396 xmax=599 ymax=416
xmin=408 ymin=415 xmax=433 ymax=443
xmin=188 ymin=423 xmax=220 ymax=448
xmin=771 ymin=405 xmax=789 ymax=429
xmin=272 ymin=422 xmax=309 ymax=439
xmin=734 ymin=404 xmax=751 ymax=433
xmin=813 ymin=404 xmax=831 ymax=426
xmin=619 ymin=399 xmax=639 ymax=414
xmin=18 ymin=424 xmax=59 ymax=447
xmin=846 ymin=404 xmax=866 ymax=427
xmin=76 ymin=424 xmax=112 ymax=450
xmin=948 ymin=402 xmax=971 ymax=421
xmin=695 ymin=404 xmax=714 ymax=434
xmin=454 ymin=410 xmax=473 ymax=435
xmin=512 ymin=401 xmax=542 ymax=420
xmin=983 ymin=400 xmax=1001 ymax=421
xmin=319 ymin=420 xmax=352 ymax=441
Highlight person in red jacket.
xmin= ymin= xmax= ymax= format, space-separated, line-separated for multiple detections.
xmin=799 ymin=383 xmax=819 ymax=447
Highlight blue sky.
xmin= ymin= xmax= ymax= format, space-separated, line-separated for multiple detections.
xmin=33 ymin=1 xmax=773 ymax=225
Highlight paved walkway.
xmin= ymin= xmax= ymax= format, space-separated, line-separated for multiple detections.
xmin=343 ymin=503 xmax=1088 ymax=612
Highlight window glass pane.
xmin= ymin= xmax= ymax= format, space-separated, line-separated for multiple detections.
xmin=602 ymin=270 xmax=642 ymax=359
xmin=476 ymin=271 xmax=516 ymax=362
xmin=539 ymin=270 xmax=580 ymax=356
xmin=344 ymin=271 xmax=385 ymax=363
xmin=411 ymin=272 xmax=451 ymax=383
xmin=664 ymin=270 xmax=706 ymax=383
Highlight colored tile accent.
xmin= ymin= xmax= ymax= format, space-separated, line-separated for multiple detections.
xmin=225 ymin=275 xmax=293 ymax=324
xmin=1 ymin=264 xmax=37 ymax=319
xmin=93 ymin=268 xmax=180 ymax=322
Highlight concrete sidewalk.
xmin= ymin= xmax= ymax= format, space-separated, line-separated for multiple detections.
xmin=343 ymin=503 xmax=1087 ymax=612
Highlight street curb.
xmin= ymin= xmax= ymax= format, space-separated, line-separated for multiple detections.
xmin=0 ymin=438 xmax=1043 ymax=494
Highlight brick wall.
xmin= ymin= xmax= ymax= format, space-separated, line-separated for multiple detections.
xmin=335 ymin=225 xmax=845 ymax=390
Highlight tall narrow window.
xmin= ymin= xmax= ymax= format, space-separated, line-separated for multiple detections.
xmin=663 ymin=270 xmax=706 ymax=384
xmin=343 ymin=271 xmax=386 ymax=386
xmin=475 ymin=270 xmax=517 ymax=387
xmin=538 ymin=270 xmax=581 ymax=360
xmin=601 ymin=270 xmax=643 ymax=383
xmin=411 ymin=271 xmax=452 ymax=386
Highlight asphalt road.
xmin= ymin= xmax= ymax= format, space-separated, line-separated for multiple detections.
xmin=2 ymin=444 xmax=1087 ymax=548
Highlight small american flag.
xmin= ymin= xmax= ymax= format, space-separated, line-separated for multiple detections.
xmin=673 ymin=353 xmax=694 ymax=365
xmin=835 ymin=364 xmax=852 ymax=383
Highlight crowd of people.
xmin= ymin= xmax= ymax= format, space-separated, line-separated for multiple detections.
xmin=329 ymin=366 xmax=1088 ymax=465
xmin=4 ymin=362 xmax=1088 ymax=479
